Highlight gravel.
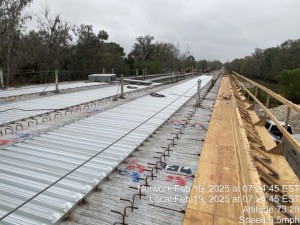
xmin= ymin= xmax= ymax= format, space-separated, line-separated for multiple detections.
xmin=268 ymin=104 xmax=300 ymax=133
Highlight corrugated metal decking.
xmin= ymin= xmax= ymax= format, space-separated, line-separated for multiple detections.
xmin=60 ymin=74 xmax=221 ymax=225
xmin=0 ymin=75 xmax=212 ymax=225
xmin=0 ymin=82 xmax=105 ymax=99
xmin=0 ymin=84 xmax=152 ymax=125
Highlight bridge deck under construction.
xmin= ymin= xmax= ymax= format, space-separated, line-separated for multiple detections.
xmin=183 ymin=76 xmax=300 ymax=225
xmin=0 ymin=74 xmax=300 ymax=225
xmin=183 ymin=76 xmax=242 ymax=224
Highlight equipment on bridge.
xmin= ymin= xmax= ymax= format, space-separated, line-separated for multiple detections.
xmin=88 ymin=74 xmax=117 ymax=82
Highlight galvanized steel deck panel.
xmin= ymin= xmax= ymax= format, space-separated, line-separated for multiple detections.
xmin=0 ymin=75 xmax=212 ymax=225
xmin=0 ymin=84 xmax=150 ymax=125
xmin=0 ymin=82 xmax=104 ymax=99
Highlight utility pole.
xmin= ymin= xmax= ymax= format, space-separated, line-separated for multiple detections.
xmin=136 ymin=69 xmax=138 ymax=80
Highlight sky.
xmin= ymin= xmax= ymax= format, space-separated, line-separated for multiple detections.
xmin=26 ymin=0 xmax=300 ymax=63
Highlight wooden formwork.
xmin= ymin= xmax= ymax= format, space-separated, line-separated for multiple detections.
xmin=183 ymin=76 xmax=272 ymax=225
xmin=232 ymin=71 xmax=300 ymax=154
xmin=229 ymin=75 xmax=300 ymax=224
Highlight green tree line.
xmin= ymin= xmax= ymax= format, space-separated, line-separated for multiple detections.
xmin=229 ymin=39 xmax=300 ymax=103
xmin=0 ymin=0 xmax=223 ymax=86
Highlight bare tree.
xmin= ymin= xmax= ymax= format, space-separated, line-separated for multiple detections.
xmin=37 ymin=6 xmax=72 ymax=70
xmin=0 ymin=0 xmax=32 ymax=85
